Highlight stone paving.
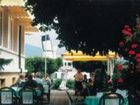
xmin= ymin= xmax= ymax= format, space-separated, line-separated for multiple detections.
xmin=41 ymin=89 xmax=85 ymax=105
xmin=49 ymin=90 xmax=70 ymax=105
xmin=66 ymin=90 xmax=86 ymax=105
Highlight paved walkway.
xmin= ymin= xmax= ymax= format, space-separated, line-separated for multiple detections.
xmin=49 ymin=90 xmax=70 ymax=105
xmin=66 ymin=90 xmax=86 ymax=105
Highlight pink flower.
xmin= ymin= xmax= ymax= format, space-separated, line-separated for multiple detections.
xmin=119 ymin=41 xmax=124 ymax=47
xmin=136 ymin=53 xmax=140 ymax=58
xmin=131 ymin=43 xmax=138 ymax=49
xmin=117 ymin=64 xmax=123 ymax=71
xmin=122 ymin=29 xmax=132 ymax=36
xmin=124 ymin=25 xmax=132 ymax=31
xmin=117 ymin=78 xmax=124 ymax=83
xmin=122 ymin=25 xmax=132 ymax=36
xmin=129 ymin=50 xmax=135 ymax=55
xmin=124 ymin=25 xmax=130 ymax=29
xmin=127 ymin=28 xmax=132 ymax=32
xmin=137 ymin=58 xmax=140 ymax=63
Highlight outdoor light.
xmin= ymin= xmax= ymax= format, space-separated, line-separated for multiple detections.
xmin=41 ymin=35 xmax=51 ymax=78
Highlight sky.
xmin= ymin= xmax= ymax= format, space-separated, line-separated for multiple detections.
xmin=25 ymin=30 xmax=66 ymax=57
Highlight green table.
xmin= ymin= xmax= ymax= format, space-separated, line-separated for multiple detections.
xmin=11 ymin=87 xmax=21 ymax=97
xmin=84 ymin=95 xmax=128 ymax=105
xmin=11 ymin=86 xmax=42 ymax=97
xmin=84 ymin=96 xmax=99 ymax=105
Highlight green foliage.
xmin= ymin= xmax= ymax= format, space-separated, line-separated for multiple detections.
xmin=25 ymin=57 xmax=62 ymax=74
xmin=66 ymin=79 xmax=75 ymax=89
xmin=56 ymin=58 xmax=63 ymax=67
xmin=0 ymin=58 xmax=12 ymax=70
xmin=52 ymin=79 xmax=62 ymax=89
xmin=118 ymin=17 xmax=140 ymax=66
xmin=25 ymin=57 xmax=44 ymax=73
xmin=25 ymin=0 xmax=140 ymax=55
xmin=47 ymin=58 xmax=58 ymax=74
xmin=112 ymin=60 xmax=129 ymax=89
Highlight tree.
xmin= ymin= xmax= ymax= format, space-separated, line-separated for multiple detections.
xmin=47 ymin=58 xmax=58 ymax=74
xmin=25 ymin=57 xmax=62 ymax=74
xmin=25 ymin=0 xmax=140 ymax=55
xmin=25 ymin=57 xmax=44 ymax=73
xmin=55 ymin=57 xmax=63 ymax=68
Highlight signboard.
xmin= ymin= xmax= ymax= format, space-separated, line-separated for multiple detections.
xmin=43 ymin=84 xmax=49 ymax=93
xmin=41 ymin=35 xmax=52 ymax=51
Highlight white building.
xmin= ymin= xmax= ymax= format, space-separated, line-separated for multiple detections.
xmin=51 ymin=65 xmax=90 ymax=81
xmin=0 ymin=0 xmax=38 ymax=87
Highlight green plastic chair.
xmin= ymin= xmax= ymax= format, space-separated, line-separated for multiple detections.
xmin=99 ymin=92 xmax=124 ymax=105
xmin=19 ymin=87 xmax=36 ymax=105
xmin=35 ymin=83 xmax=44 ymax=104
xmin=0 ymin=87 xmax=17 ymax=105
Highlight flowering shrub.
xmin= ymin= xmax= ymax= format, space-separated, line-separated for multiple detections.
xmin=118 ymin=18 xmax=140 ymax=63
xmin=115 ymin=16 xmax=140 ymax=105
xmin=115 ymin=16 xmax=140 ymax=90
xmin=112 ymin=60 xmax=128 ymax=89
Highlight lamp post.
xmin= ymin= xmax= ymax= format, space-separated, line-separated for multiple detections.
xmin=41 ymin=35 xmax=50 ymax=78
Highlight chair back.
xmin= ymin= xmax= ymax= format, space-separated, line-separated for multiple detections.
xmin=19 ymin=87 xmax=36 ymax=105
xmin=36 ymin=83 xmax=44 ymax=96
xmin=43 ymin=82 xmax=49 ymax=94
xmin=0 ymin=87 xmax=16 ymax=105
xmin=99 ymin=92 xmax=124 ymax=105
xmin=34 ymin=83 xmax=44 ymax=104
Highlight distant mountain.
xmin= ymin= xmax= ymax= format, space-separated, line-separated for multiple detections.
xmin=25 ymin=44 xmax=43 ymax=57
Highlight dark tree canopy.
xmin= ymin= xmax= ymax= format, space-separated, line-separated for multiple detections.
xmin=25 ymin=0 xmax=140 ymax=55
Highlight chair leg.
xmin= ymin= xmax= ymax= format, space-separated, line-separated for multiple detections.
xmin=44 ymin=93 xmax=50 ymax=103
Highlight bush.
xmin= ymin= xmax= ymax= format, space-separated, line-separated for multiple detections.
xmin=66 ymin=79 xmax=75 ymax=89
xmin=53 ymin=79 xmax=62 ymax=89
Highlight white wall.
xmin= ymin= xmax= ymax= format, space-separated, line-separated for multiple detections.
xmin=0 ymin=47 xmax=25 ymax=72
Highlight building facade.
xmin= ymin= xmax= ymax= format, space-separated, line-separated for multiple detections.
xmin=0 ymin=0 xmax=38 ymax=87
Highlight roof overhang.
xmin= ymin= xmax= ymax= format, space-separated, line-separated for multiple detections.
xmin=62 ymin=50 xmax=117 ymax=61
xmin=0 ymin=0 xmax=39 ymax=33
xmin=0 ymin=0 xmax=25 ymax=6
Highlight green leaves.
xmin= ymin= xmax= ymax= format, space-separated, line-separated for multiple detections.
xmin=0 ymin=58 xmax=12 ymax=70
xmin=25 ymin=57 xmax=62 ymax=74
xmin=25 ymin=0 xmax=140 ymax=55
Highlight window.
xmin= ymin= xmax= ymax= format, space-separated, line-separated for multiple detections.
xmin=12 ymin=77 xmax=16 ymax=84
xmin=68 ymin=62 xmax=71 ymax=66
xmin=0 ymin=79 xmax=5 ymax=88
xmin=61 ymin=73 xmax=64 ymax=79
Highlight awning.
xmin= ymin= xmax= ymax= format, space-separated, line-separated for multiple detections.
xmin=0 ymin=1 xmax=39 ymax=33
xmin=0 ymin=0 xmax=25 ymax=6
xmin=62 ymin=50 xmax=117 ymax=61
